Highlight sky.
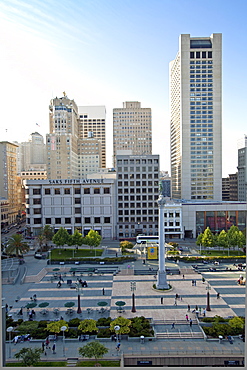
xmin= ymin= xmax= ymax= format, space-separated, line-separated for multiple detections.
xmin=1 ymin=0 xmax=247 ymax=176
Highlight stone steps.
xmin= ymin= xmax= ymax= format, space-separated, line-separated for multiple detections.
xmin=156 ymin=332 xmax=204 ymax=339
xmin=66 ymin=358 xmax=78 ymax=367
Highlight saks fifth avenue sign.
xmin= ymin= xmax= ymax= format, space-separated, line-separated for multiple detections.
xmin=48 ymin=179 xmax=102 ymax=185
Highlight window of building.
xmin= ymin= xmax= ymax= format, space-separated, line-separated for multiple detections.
xmin=85 ymin=217 xmax=91 ymax=223
xmin=54 ymin=188 xmax=60 ymax=195
xmin=45 ymin=218 xmax=51 ymax=224
xmin=45 ymin=188 xmax=51 ymax=195
xmin=65 ymin=218 xmax=71 ymax=224
xmin=84 ymin=188 xmax=90 ymax=194
xmin=33 ymin=189 xmax=41 ymax=195
xmin=34 ymin=218 xmax=41 ymax=224
xmin=104 ymin=187 xmax=110 ymax=194
xmin=94 ymin=217 xmax=100 ymax=223
xmin=33 ymin=208 xmax=41 ymax=214
xmin=33 ymin=198 xmax=41 ymax=205
xmin=75 ymin=217 xmax=81 ymax=223
xmin=74 ymin=188 xmax=81 ymax=194
xmin=75 ymin=207 xmax=81 ymax=214
xmin=55 ymin=218 xmax=61 ymax=224
xmin=104 ymin=217 xmax=110 ymax=223
xmin=75 ymin=198 xmax=81 ymax=204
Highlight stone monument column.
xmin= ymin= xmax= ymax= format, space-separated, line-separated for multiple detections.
xmin=156 ymin=194 xmax=169 ymax=289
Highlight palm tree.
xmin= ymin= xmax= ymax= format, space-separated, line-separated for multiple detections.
xmin=6 ymin=234 xmax=29 ymax=258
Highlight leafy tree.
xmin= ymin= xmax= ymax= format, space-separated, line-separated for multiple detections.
xmin=42 ymin=225 xmax=54 ymax=246
xmin=52 ymin=227 xmax=70 ymax=248
xmin=37 ymin=233 xmax=45 ymax=252
xmin=120 ymin=241 xmax=134 ymax=252
xmin=15 ymin=347 xmax=43 ymax=366
xmin=84 ymin=230 xmax=102 ymax=255
xmin=72 ymin=229 xmax=84 ymax=247
xmin=228 ymin=316 xmax=245 ymax=333
xmin=110 ymin=316 xmax=131 ymax=335
xmin=6 ymin=234 xmax=29 ymax=257
xmin=236 ymin=230 xmax=246 ymax=252
xmin=78 ymin=341 xmax=108 ymax=364
xmin=217 ymin=229 xmax=228 ymax=254
xmin=45 ymin=320 xmax=68 ymax=334
xmin=228 ymin=225 xmax=239 ymax=251
xmin=201 ymin=227 xmax=215 ymax=250
xmin=78 ymin=319 xmax=98 ymax=334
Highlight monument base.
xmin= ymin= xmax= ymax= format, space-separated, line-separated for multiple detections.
xmin=156 ymin=270 xmax=169 ymax=290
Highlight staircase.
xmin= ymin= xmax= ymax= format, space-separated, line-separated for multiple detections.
xmin=156 ymin=331 xmax=204 ymax=339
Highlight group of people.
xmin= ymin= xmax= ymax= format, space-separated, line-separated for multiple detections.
xmin=77 ymin=278 xmax=88 ymax=287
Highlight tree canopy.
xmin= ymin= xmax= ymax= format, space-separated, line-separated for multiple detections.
xmin=52 ymin=227 xmax=70 ymax=247
xmin=78 ymin=341 xmax=108 ymax=362
xmin=110 ymin=316 xmax=132 ymax=335
xmin=14 ymin=347 xmax=43 ymax=366
xmin=6 ymin=234 xmax=29 ymax=257
xmin=78 ymin=319 xmax=98 ymax=334
xmin=45 ymin=320 xmax=68 ymax=334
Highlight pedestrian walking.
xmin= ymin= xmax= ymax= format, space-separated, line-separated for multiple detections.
xmin=174 ymin=299 xmax=177 ymax=306
xmin=183 ymin=274 xmax=185 ymax=279
xmin=195 ymin=305 xmax=198 ymax=311
xmin=175 ymin=293 xmax=179 ymax=299
xmin=161 ymin=297 xmax=163 ymax=304
xmin=192 ymin=280 xmax=194 ymax=286
xmin=187 ymin=304 xmax=190 ymax=311
xmin=203 ymin=309 xmax=206 ymax=317
xmin=52 ymin=343 xmax=56 ymax=354
xmin=217 ymin=292 xmax=220 ymax=299
xmin=189 ymin=318 xmax=192 ymax=327
xmin=180 ymin=296 xmax=182 ymax=301
xmin=199 ymin=307 xmax=202 ymax=315
xmin=116 ymin=342 xmax=121 ymax=351
xmin=185 ymin=314 xmax=189 ymax=321
xmin=42 ymin=342 xmax=45 ymax=352
xmin=194 ymin=280 xmax=196 ymax=286
xmin=102 ymin=288 xmax=105 ymax=295
xmin=171 ymin=322 xmax=175 ymax=329
xmin=45 ymin=338 xmax=50 ymax=349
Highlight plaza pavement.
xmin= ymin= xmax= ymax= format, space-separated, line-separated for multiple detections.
xmin=2 ymin=246 xmax=246 ymax=363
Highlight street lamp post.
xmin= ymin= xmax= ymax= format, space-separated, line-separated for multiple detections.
xmin=75 ymin=283 xmax=82 ymax=314
xmin=6 ymin=326 xmax=13 ymax=358
xmin=60 ymin=325 xmax=67 ymax=357
xmin=130 ymin=281 xmax=136 ymax=313
xmin=206 ymin=283 xmax=211 ymax=311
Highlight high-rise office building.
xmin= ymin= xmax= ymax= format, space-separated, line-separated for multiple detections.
xmin=113 ymin=102 xmax=152 ymax=168
xmin=170 ymin=34 xmax=222 ymax=200
xmin=78 ymin=106 xmax=106 ymax=169
xmin=46 ymin=94 xmax=79 ymax=179
xmin=16 ymin=132 xmax=46 ymax=173
xmin=0 ymin=141 xmax=20 ymax=223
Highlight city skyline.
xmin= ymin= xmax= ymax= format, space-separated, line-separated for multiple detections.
xmin=1 ymin=0 xmax=247 ymax=176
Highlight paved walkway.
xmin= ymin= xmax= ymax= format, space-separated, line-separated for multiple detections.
xmin=2 ymin=250 xmax=245 ymax=362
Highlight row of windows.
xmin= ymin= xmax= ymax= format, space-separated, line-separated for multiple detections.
xmin=118 ymin=195 xmax=156 ymax=201
xmin=118 ymin=188 xmax=159 ymax=194
xmin=27 ymin=217 xmax=111 ymax=225
xmin=118 ymin=203 xmax=157 ymax=209
xmin=117 ymin=158 xmax=158 ymax=164
xmin=118 ymin=216 xmax=158 ymax=222
xmin=118 ymin=181 xmax=158 ymax=187
xmin=30 ymin=188 xmax=110 ymax=196
xmin=118 ymin=209 xmax=158 ymax=216
xmin=190 ymin=52 xmax=212 ymax=58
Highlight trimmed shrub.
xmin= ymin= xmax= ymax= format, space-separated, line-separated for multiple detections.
xmin=68 ymin=318 xmax=81 ymax=327
xmin=97 ymin=328 xmax=112 ymax=338
xmin=96 ymin=317 xmax=112 ymax=327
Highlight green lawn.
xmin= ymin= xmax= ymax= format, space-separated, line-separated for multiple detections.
xmin=199 ymin=249 xmax=245 ymax=257
xmin=6 ymin=361 xmax=67 ymax=367
xmin=77 ymin=360 xmax=120 ymax=367
xmin=51 ymin=248 xmax=103 ymax=259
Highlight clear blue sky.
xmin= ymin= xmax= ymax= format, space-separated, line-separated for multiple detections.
xmin=1 ymin=0 xmax=247 ymax=176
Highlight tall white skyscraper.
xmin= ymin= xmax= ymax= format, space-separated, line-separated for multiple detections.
xmin=170 ymin=34 xmax=222 ymax=200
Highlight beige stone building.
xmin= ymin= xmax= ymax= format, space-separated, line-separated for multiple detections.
xmin=170 ymin=34 xmax=222 ymax=200
xmin=0 ymin=142 xmax=20 ymax=224
xmin=113 ymin=102 xmax=152 ymax=168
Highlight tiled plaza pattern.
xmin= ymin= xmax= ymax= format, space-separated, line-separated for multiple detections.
xmin=3 ymin=254 xmax=245 ymax=363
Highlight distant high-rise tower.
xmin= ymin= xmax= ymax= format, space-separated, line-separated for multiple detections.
xmin=16 ymin=132 xmax=46 ymax=173
xmin=113 ymin=101 xmax=152 ymax=168
xmin=46 ymin=94 xmax=78 ymax=179
xmin=170 ymin=34 xmax=222 ymax=200
xmin=0 ymin=141 xmax=20 ymax=223
xmin=78 ymin=106 xmax=106 ymax=169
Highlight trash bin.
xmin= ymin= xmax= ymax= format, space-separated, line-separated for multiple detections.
xmin=218 ymin=335 xmax=223 ymax=343
xmin=140 ymin=335 xmax=144 ymax=343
